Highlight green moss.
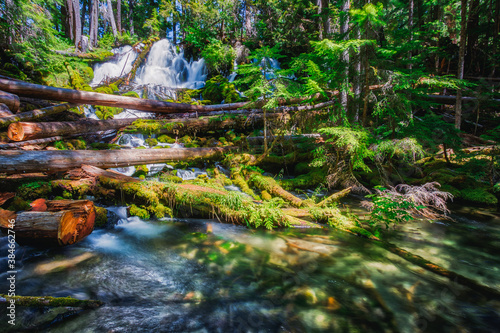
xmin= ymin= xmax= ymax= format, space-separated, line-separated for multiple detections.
xmin=231 ymin=170 xmax=260 ymax=200
xmin=90 ymin=142 xmax=121 ymax=150
xmin=130 ymin=204 xmax=150 ymax=219
xmin=459 ymin=188 xmax=498 ymax=205
xmin=94 ymin=206 xmax=108 ymax=227
xmin=261 ymin=190 xmax=272 ymax=201
xmin=133 ymin=165 xmax=148 ymax=178
xmin=146 ymin=203 xmax=172 ymax=218
xmin=159 ymin=174 xmax=183 ymax=183
xmin=280 ymin=169 xmax=326 ymax=191
xmin=202 ymin=76 xmax=240 ymax=104
xmin=7 ymin=197 xmax=31 ymax=212
xmin=125 ymin=119 xmax=181 ymax=135
xmin=122 ymin=90 xmax=140 ymax=98
xmin=17 ymin=181 xmax=53 ymax=200
xmin=145 ymin=138 xmax=158 ymax=147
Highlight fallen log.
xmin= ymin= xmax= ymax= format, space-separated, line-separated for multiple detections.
xmin=67 ymin=165 xmax=141 ymax=183
xmin=0 ymin=90 xmax=20 ymax=112
xmin=316 ymin=187 xmax=352 ymax=207
xmin=0 ymin=103 xmax=14 ymax=117
xmin=246 ymin=134 xmax=322 ymax=145
xmin=125 ymin=113 xmax=287 ymax=136
xmin=0 ymin=147 xmax=236 ymax=174
xmin=0 ymin=200 xmax=95 ymax=246
xmin=0 ymin=103 xmax=78 ymax=128
xmin=425 ymin=94 xmax=500 ymax=105
xmin=0 ymin=192 xmax=15 ymax=206
xmin=0 ymin=294 xmax=103 ymax=308
xmin=8 ymin=118 xmax=136 ymax=141
xmin=0 ymin=209 xmax=77 ymax=246
xmin=0 ymin=136 xmax=63 ymax=150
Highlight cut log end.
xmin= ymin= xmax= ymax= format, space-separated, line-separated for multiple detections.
xmin=7 ymin=122 xmax=24 ymax=141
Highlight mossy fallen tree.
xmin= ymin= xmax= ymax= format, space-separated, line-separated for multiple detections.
xmin=0 ymin=147 xmax=236 ymax=174
xmin=8 ymin=118 xmax=136 ymax=141
xmin=0 ymin=103 xmax=78 ymax=128
xmin=0 ymin=294 xmax=103 ymax=309
xmin=0 ymin=136 xmax=64 ymax=149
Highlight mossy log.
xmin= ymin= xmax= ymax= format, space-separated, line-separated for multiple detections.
xmin=0 ymin=136 xmax=64 ymax=150
xmin=0 ymin=103 xmax=14 ymax=117
xmin=0 ymin=90 xmax=20 ymax=112
xmin=246 ymin=134 xmax=322 ymax=145
xmin=125 ymin=113 xmax=287 ymax=136
xmin=0 ymin=103 xmax=78 ymax=128
xmin=0 ymin=147 xmax=236 ymax=174
xmin=0 ymin=294 xmax=103 ymax=308
xmin=8 ymin=118 xmax=136 ymax=141
xmin=249 ymin=172 xmax=306 ymax=208
xmin=316 ymin=187 xmax=352 ymax=207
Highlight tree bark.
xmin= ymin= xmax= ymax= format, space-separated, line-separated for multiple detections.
xmin=0 ymin=103 xmax=77 ymax=128
xmin=65 ymin=0 xmax=74 ymax=41
xmin=0 ymin=209 xmax=78 ymax=246
xmin=117 ymin=0 xmax=122 ymax=33
xmin=340 ymin=0 xmax=350 ymax=113
xmin=89 ymin=0 xmax=99 ymax=47
xmin=0 ymin=103 xmax=14 ymax=117
xmin=129 ymin=0 xmax=135 ymax=35
xmin=455 ymin=0 xmax=468 ymax=129
xmin=73 ymin=0 xmax=82 ymax=50
xmin=107 ymin=0 xmax=118 ymax=36
xmin=8 ymin=118 xmax=136 ymax=142
xmin=0 ymin=147 xmax=236 ymax=174
xmin=0 ymin=136 xmax=64 ymax=150
xmin=0 ymin=89 xmax=20 ymax=112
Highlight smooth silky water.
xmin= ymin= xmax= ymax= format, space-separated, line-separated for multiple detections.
xmin=1 ymin=202 xmax=499 ymax=332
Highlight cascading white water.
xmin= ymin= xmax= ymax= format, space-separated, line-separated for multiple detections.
xmin=91 ymin=45 xmax=139 ymax=86
xmin=134 ymin=39 xmax=207 ymax=99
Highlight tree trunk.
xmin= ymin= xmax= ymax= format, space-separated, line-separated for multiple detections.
xmin=90 ymin=0 xmax=99 ymax=47
xmin=0 ymin=136 xmax=64 ymax=150
xmin=340 ymin=0 xmax=350 ymax=114
xmin=107 ymin=0 xmax=118 ymax=36
xmin=117 ymin=0 xmax=122 ymax=33
xmin=455 ymin=0 xmax=468 ymax=129
xmin=0 ymin=103 xmax=14 ymax=117
xmin=317 ymin=0 xmax=324 ymax=40
xmin=128 ymin=0 xmax=134 ymax=35
xmin=0 ymin=103 xmax=77 ymax=128
xmin=322 ymin=0 xmax=331 ymax=36
xmin=0 ymin=147 xmax=235 ymax=174
xmin=65 ymin=0 xmax=74 ymax=41
xmin=408 ymin=0 xmax=414 ymax=70
xmin=73 ymin=0 xmax=82 ymax=50
xmin=8 ymin=118 xmax=136 ymax=141
xmin=0 ymin=90 xmax=20 ymax=112
xmin=81 ymin=0 xmax=87 ymax=35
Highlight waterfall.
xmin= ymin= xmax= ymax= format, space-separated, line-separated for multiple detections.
xmin=134 ymin=39 xmax=207 ymax=99
xmin=91 ymin=45 xmax=138 ymax=86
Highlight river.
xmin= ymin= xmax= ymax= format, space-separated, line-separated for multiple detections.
xmin=1 ymin=202 xmax=499 ymax=332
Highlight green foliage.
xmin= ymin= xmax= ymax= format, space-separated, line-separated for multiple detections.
xmin=244 ymin=198 xmax=290 ymax=230
xmin=7 ymin=197 xmax=31 ymax=212
xmin=366 ymin=186 xmax=422 ymax=230
xmin=17 ymin=181 xmax=53 ymax=200
xmin=317 ymin=126 xmax=374 ymax=172
xmin=202 ymin=76 xmax=239 ymax=104
xmin=145 ymin=138 xmax=158 ymax=147
xmin=459 ymin=188 xmax=497 ymax=206
xmin=201 ymin=40 xmax=236 ymax=77
xmin=374 ymin=138 xmax=425 ymax=164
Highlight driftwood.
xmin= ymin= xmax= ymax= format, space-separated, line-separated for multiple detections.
xmin=8 ymin=118 xmax=136 ymax=141
xmin=0 ymin=103 xmax=14 ymax=117
xmin=0 ymin=147 xmax=236 ymax=174
xmin=0 ymin=103 xmax=78 ymax=128
xmin=0 ymin=90 xmax=20 ymax=112
xmin=0 ymin=136 xmax=64 ymax=150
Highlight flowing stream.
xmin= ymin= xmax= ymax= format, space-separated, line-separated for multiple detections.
xmin=1 ymin=202 xmax=499 ymax=332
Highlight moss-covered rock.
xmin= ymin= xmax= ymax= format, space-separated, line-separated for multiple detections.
xmin=17 ymin=181 xmax=53 ymax=200
xmin=145 ymin=138 xmax=158 ymax=147
xmin=94 ymin=206 xmax=108 ymax=227
xmin=7 ymin=197 xmax=31 ymax=212
xmin=459 ymin=188 xmax=498 ymax=205
xmin=280 ymin=169 xmax=326 ymax=191
xmin=130 ymin=204 xmax=150 ymax=219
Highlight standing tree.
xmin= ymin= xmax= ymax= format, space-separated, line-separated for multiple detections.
xmin=107 ymin=0 xmax=118 ymax=36
xmin=89 ymin=0 xmax=99 ymax=47
xmin=117 ymin=0 xmax=122 ymax=34
xmin=455 ymin=0 xmax=468 ymax=129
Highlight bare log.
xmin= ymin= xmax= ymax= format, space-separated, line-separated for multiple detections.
xmin=0 ymin=209 xmax=76 ymax=246
xmin=0 ymin=136 xmax=63 ymax=150
xmin=66 ymin=165 xmax=141 ymax=183
xmin=0 ymin=103 xmax=14 ymax=117
xmin=0 ymin=90 xmax=20 ymax=112
xmin=8 ymin=118 xmax=136 ymax=141
xmin=0 ymin=103 xmax=78 ymax=128
xmin=0 ymin=147 xmax=236 ymax=174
